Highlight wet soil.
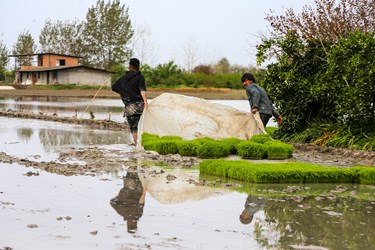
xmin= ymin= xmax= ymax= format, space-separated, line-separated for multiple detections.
xmin=0 ymin=110 xmax=374 ymax=177
xmin=0 ymin=88 xmax=374 ymax=176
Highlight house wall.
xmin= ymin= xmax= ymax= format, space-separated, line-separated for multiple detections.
xmin=54 ymin=68 xmax=112 ymax=86
xmin=39 ymin=54 xmax=79 ymax=67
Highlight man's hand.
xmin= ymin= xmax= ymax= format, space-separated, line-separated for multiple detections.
xmin=276 ymin=116 xmax=283 ymax=125
xmin=251 ymin=107 xmax=258 ymax=114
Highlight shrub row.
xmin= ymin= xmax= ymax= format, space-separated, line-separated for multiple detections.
xmin=141 ymin=133 xmax=294 ymax=159
xmin=198 ymin=159 xmax=375 ymax=184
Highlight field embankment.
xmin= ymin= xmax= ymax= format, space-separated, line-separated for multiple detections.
xmin=0 ymin=86 xmax=246 ymax=100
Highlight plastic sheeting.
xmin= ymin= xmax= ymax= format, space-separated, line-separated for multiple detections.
xmin=138 ymin=93 xmax=266 ymax=144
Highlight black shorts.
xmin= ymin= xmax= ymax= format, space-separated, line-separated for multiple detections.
xmin=127 ymin=114 xmax=141 ymax=133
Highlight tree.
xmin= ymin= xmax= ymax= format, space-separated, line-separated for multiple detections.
xmin=263 ymin=0 xmax=375 ymax=61
xmin=81 ymin=0 xmax=133 ymax=70
xmin=183 ymin=38 xmax=199 ymax=72
xmin=12 ymin=30 xmax=37 ymax=67
xmin=131 ymin=23 xmax=158 ymax=66
xmin=214 ymin=57 xmax=230 ymax=74
xmin=39 ymin=19 xmax=84 ymax=56
xmin=0 ymin=40 xmax=10 ymax=81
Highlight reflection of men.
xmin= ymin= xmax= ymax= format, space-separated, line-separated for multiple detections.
xmin=240 ymin=195 xmax=265 ymax=224
xmin=110 ymin=171 xmax=146 ymax=233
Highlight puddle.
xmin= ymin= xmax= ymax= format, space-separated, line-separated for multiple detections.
xmin=0 ymin=116 xmax=131 ymax=162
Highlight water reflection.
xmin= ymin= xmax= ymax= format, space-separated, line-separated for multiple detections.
xmin=0 ymin=117 xmax=131 ymax=161
xmin=237 ymin=183 xmax=375 ymax=249
xmin=110 ymin=171 xmax=146 ymax=234
xmin=240 ymin=195 xmax=266 ymax=225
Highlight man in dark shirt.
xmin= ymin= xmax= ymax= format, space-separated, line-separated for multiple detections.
xmin=112 ymin=58 xmax=148 ymax=145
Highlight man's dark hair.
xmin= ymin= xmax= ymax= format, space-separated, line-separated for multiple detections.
xmin=129 ymin=58 xmax=140 ymax=68
xmin=241 ymin=73 xmax=256 ymax=83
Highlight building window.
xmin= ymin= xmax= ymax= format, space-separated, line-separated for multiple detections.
xmin=56 ymin=59 xmax=66 ymax=66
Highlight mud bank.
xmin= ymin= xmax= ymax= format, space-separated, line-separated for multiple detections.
xmin=0 ymin=109 xmax=127 ymax=131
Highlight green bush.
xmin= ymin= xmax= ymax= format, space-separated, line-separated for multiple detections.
xmin=199 ymin=159 xmax=375 ymax=184
xmin=236 ymin=141 xmax=268 ymax=159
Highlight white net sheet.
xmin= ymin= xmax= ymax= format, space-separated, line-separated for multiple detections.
xmin=138 ymin=93 xmax=266 ymax=145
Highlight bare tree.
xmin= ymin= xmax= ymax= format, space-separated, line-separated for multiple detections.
xmin=266 ymin=0 xmax=375 ymax=42
xmin=131 ymin=23 xmax=158 ymax=66
xmin=183 ymin=38 xmax=199 ymax=72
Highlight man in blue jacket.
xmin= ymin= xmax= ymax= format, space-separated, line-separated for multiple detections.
xmin=112 ymin=58 xmax=148 ymax=145
xmin=241 ymin=73 xmax=282 ymax=127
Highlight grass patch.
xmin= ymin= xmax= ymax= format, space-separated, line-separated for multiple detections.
xmin=199 ymin=159 xmax=375 ymax=184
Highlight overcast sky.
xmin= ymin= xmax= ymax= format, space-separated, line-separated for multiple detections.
xmin=0 ymin=0 xmax=312 ymax=68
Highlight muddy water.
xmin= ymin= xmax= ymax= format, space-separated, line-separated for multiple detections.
xmin=1 ymin=98 xmax=374 ymax=249
xmin=0 ymin=96 xmax=277 ymax=127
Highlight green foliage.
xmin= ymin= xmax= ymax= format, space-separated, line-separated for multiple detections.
xmin=0 ymin=40 xmax=9 ymax=76
xmin=39 ymin=19 xmax=83 ymax=56
xmin=81 ymin=0 xmax=133 ymax=70
xmin=12 ymin=30 xmax=37 ymax=66
xmin=276 ymin=121 xmax=375 ymax=151
xmin=111 ymin=63 xmax=127 ymax=82
xmin=236 ymin=141 xmax=268 ymax=159
xmin=199 ymin=159 xmax=375 ymax=184
xmin=257 ymin=30 xmax=375 ymax=149
xmin=324 ymin=31 xmax=375 ymax=130
xmin=144 ymin=61 xmax=182 ymax=87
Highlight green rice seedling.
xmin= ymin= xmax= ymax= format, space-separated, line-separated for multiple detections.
xmin=354 ymin=166 xmax=375 ymax=185
xmin=250 ymin=134 xmax=272 ymax=144
xmin=141 ymin=133 xmax=160 ymax=143
xmin=266 ymin=127 xmax=278 ymax=136
xmin=236 ymin=141 xmax=268 ymax=159
xmin=196 ymin=140 xmax=231 ymax=158
xmin=199 ymin=160 xmax=375 ymax=184
xmin=160 ymin=135 xmax=183 ymax=140
xmin=154 ymin=139 xmax=181 ymax=155
xmin=217 ymin=138 xmax=243 ymax=154
xmin=265 ymin=140 xmax=294 ymax=159
xmin=142 ymin=141 xmax=158 ymax=151
xmin=177 ymin=140 xmax=201 ymax=156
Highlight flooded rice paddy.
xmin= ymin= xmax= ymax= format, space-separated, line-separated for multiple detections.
xmin=0 ymin=97 xmax=374 ymax=250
